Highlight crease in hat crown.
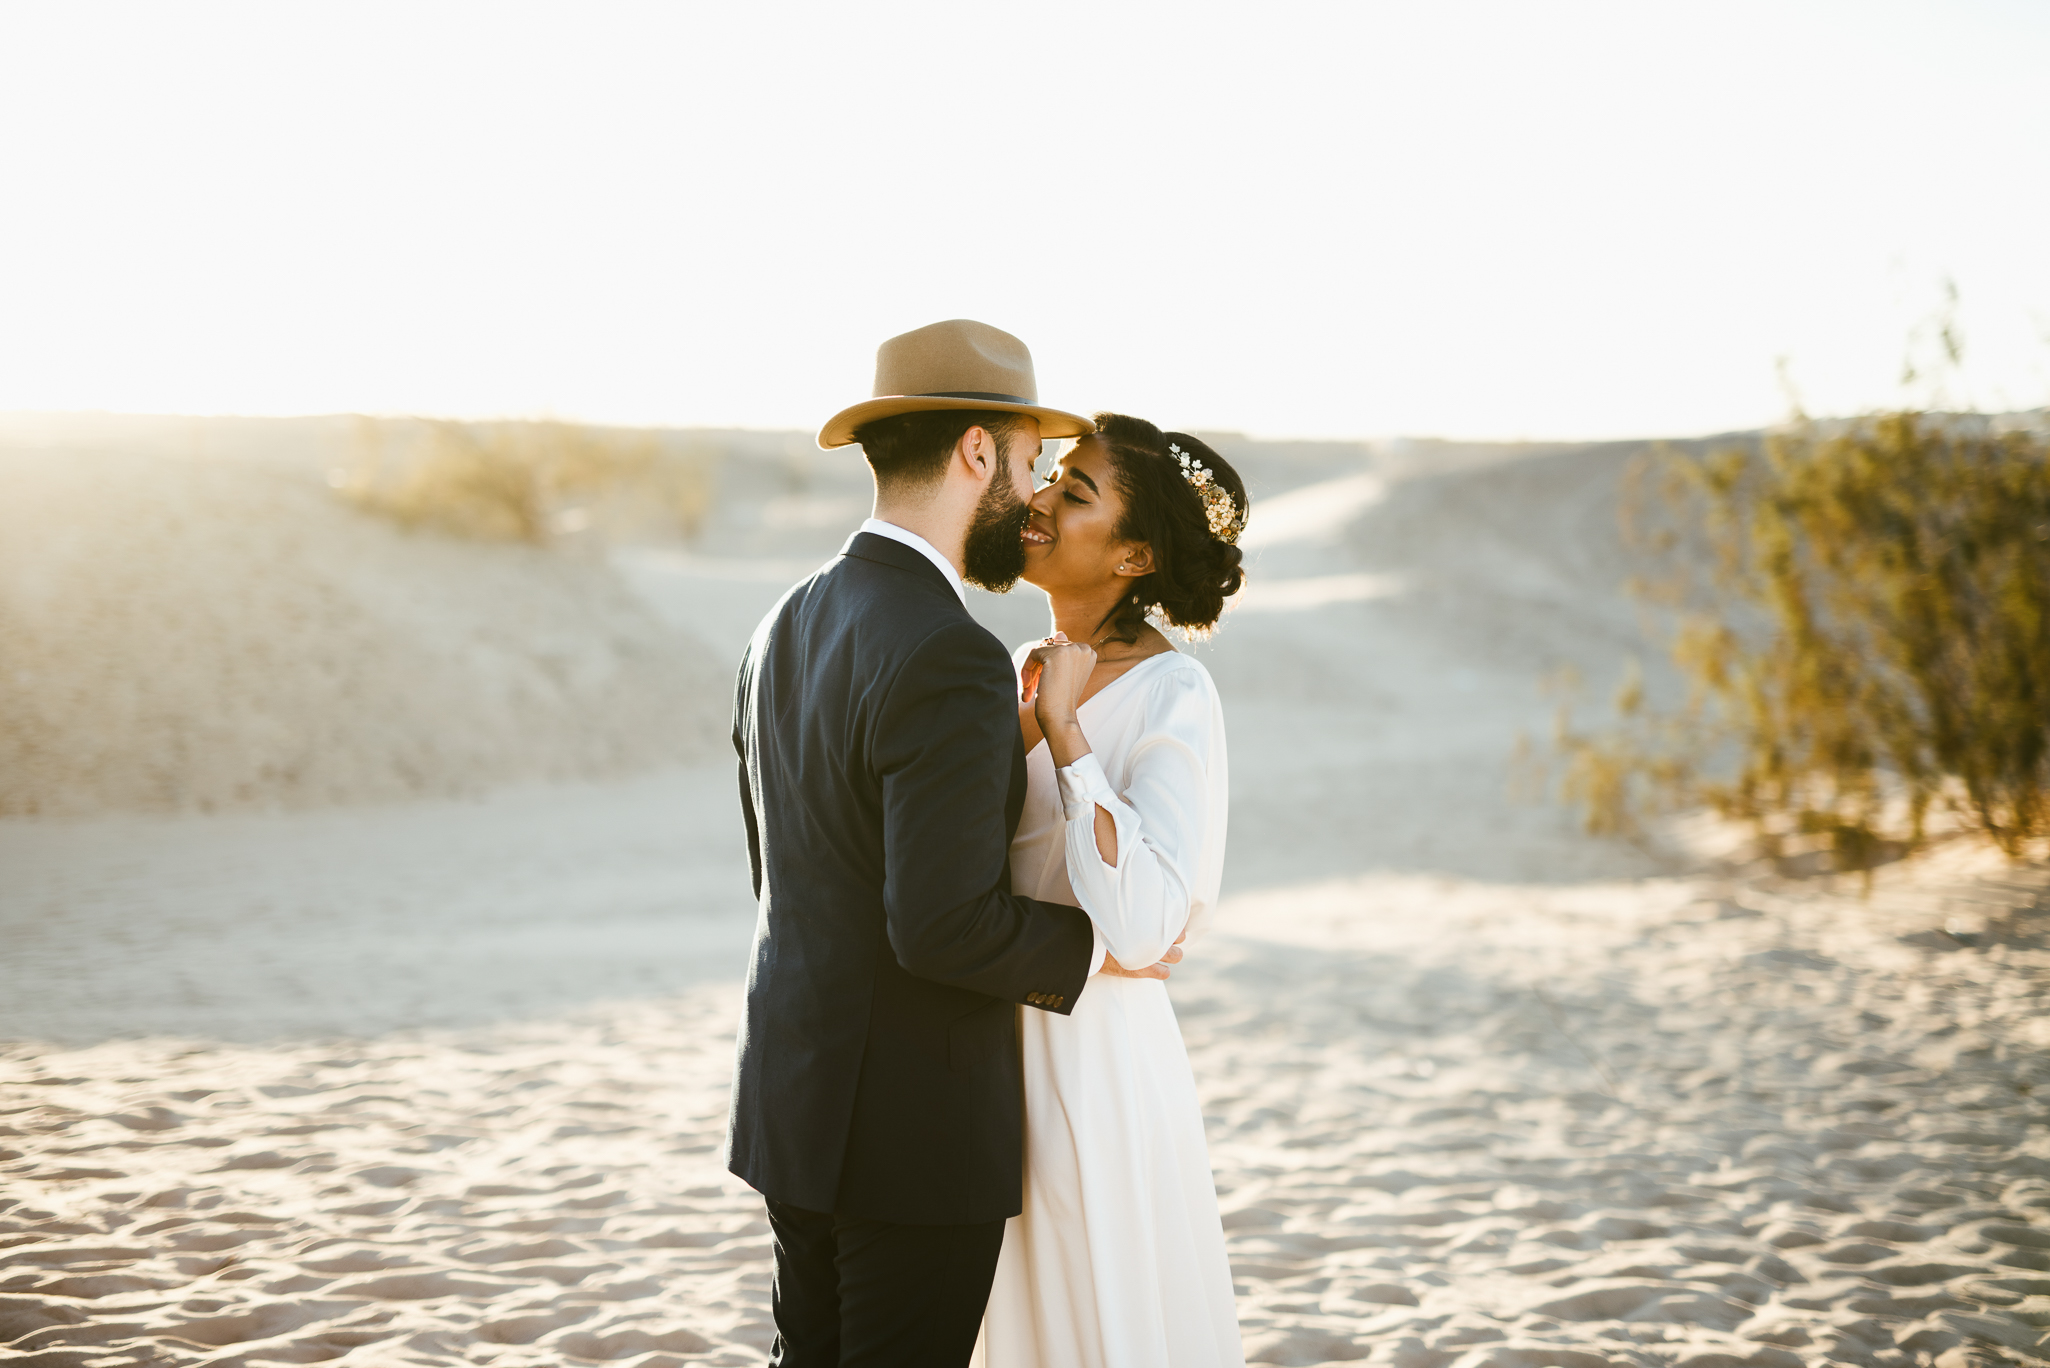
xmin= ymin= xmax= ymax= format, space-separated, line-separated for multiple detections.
xmin=817 ymin=319 xmax=1095 ymax=450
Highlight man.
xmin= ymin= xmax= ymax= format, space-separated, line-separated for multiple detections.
xmin=725 ymin=320 xmax=1172 ymax=1366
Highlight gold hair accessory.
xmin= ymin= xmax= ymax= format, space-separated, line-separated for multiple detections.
xmin=1169 ymin=442 xmax=1245 ymax=544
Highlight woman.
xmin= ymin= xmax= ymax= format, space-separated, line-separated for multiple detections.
xmin=975 ymin=414 xmax=1249 ymax=1367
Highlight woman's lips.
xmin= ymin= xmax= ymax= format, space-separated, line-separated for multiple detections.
xmin=1021 ymin=526 xmax=1053 ymax=546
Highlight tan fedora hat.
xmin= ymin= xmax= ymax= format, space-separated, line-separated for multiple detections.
xmin=817 ymin=319 xmax=1095 ymax=450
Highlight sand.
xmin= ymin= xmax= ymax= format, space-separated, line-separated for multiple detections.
xmin=4 ymin=417 xmax=2048 ymax=1366
xmin=5 ymin=857 xmax=2047 ymax=1367
xmin=1196 ymin=860 xmax=2050 ymax=1368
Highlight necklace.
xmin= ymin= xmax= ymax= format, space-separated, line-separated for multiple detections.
xmin=1087 ymin=629 xmax=1157 ymax=662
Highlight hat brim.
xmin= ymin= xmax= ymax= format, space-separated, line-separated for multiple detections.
xmin=818 ymin=396 xmax=1095 ymax=450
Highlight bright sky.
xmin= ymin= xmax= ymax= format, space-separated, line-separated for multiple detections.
xmin=1 ymin=1 xmax=2045 ymax=440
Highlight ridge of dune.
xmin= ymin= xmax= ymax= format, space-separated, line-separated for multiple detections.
xmin=0 ymin=449 xmax=728 ymax=816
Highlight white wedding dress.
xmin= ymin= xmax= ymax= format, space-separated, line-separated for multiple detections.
xmin=974 ymin=648 xmax=1245 ymax=1368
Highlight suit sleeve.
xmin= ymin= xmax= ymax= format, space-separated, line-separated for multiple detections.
xmin=872 ymin=620 xmax=1096 ymax=1013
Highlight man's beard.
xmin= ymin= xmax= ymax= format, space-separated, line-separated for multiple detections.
xmin=962 ymin=468 xmax=1030 ymax=593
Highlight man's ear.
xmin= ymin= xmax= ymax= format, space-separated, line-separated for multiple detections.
xmin=1115 ymin=543 xmax=1155 ymax=577
xmin=955 ymin=425 xmax=996 ymax=484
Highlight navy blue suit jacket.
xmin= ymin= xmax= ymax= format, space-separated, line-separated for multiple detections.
xmin=724 ymin=531 xmax=1096 ymax=1225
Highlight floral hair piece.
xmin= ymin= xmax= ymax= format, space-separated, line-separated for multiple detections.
xmin=1168 ymin=442 xmax=1246 ymax=545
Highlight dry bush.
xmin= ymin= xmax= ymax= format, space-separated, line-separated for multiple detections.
xmin=1560 ymin=411 xmax=2050 ymax=870
xmin=336 ymin=419 xmax=716 ymax=545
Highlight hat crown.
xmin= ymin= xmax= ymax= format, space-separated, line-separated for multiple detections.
xmin=872 ymin=319 xmax=1039 ymax=404
xmin=816 ymin=318 xmax=1089 ymax=449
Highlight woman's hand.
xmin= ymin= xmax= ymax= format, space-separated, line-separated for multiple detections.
xmin=1023 ymin=633 xmax=1105 ymax=843
xmin=1022 ymin=635 xmax=1096 ymax=771
xmin=1021 ymin=634 xmax=1096 ymax=733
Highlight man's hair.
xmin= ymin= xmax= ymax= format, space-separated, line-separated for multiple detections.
xmin=852 ymin=409 xmax=1032 ymax=496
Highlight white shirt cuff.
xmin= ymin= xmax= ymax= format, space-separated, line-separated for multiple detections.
xmin=1056 ymin=752 xmax=1115 ymax=821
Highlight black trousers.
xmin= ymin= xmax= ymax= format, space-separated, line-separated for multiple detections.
xmin=765 ymin=1196 xmax=1006 ymax=1368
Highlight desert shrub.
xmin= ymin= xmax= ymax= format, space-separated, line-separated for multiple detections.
xmin=336 ymin=419 xmax=716 ymax=545
xmin=1559 ymin=410 xmax=2050 ymax=868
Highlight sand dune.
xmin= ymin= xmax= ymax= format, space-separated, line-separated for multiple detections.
xmin=5 ymin=417 xmax=2048 ymax=1366
xmin=0 ymin=442 xmax=727 ymax=816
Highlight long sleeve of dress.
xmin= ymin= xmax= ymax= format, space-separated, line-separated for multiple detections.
xmin=1054 ymin=667 xmax=1219 ymax=971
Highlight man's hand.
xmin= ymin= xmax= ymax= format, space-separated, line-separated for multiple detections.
xmin=1097 ymin=930 xmax=1188 ymax=981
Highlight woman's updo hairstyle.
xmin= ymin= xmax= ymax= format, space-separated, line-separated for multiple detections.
xmin=1090 ymin=413 xmax=1248 ymax=643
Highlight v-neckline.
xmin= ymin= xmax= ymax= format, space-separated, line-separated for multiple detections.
xmin=1025 ymin=651 xmax=1181 ymax=758
xmin=1080 ymin=648 xmax=1179 ymax=712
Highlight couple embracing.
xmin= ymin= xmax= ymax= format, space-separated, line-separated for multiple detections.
xmin=726 ymin=320 xmax=1249 ymax=1367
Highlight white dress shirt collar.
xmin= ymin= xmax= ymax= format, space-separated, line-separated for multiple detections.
xmin=858 ymin=517 xmax=967 ymax=606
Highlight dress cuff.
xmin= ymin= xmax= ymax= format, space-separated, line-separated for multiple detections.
xmin=1055 ymin=752 xmax=1115 ymax=821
